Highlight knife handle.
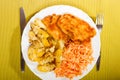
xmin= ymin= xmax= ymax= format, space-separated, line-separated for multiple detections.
xmin=20 ymin=7 xmax=26 ymax=72
xmin=20 ymin=50 xmax=25 ymax=72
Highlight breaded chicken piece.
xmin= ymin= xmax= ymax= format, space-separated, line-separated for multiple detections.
xmin=42 ymin=14 xmax=68 ymax=41
xmin=57 ymin=14 xmax=96 ymax=41
xmin=41 ymin=15 xmax=52 ymax=30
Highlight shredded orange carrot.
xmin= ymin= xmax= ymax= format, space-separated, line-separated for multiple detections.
xmin=54 ymin=40 xmax=93 ymax=79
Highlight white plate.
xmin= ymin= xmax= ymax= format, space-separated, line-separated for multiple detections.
xmin=21 ymin=5 xmax=100 ymax=80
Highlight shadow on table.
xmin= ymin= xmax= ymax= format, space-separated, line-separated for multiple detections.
xmin=9 ymin=26 xmax=22 ymax=79
xmin=26 ymin=10 xmax=39 ymax=22
xmin=9 ymin=25 xmax=40 ymax=80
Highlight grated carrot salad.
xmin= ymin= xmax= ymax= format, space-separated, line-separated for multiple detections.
xmin=54 ymin=40 xmax=93 ymax=79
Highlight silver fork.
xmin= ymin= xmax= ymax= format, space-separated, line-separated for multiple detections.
xmin=96 ymin=14 xmax=104 ymax=71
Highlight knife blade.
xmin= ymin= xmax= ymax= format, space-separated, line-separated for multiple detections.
xmin=20 ymin=7 xmax=26 ymax=72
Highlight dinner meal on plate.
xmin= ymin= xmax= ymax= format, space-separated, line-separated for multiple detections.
xmin=27 ymin=13 xmax=96 ymax=79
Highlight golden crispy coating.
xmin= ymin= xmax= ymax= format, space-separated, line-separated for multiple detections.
xmin=57 ymin=14 xmax=96 ymax=41
xmin=42 ymin=14 xmax=68 ymax=41
xmin=41 ymin=15 xmax=52 ymax=27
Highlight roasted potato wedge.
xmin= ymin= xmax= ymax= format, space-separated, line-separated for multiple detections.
xmin=28 ymin=45 xmax=38 ymax=61
xmin=38 ymin=52 xmax=54 ymax=65
xmin=36 ymin=49 xmax=45 ymax=58
xmin=34 ymin=18 xmax=46 ymax=29
xmin=37 ymin=28 xmax=49 ymax=38
xmin=28 ymin=44 xmax=45 ymax=61
xmin=31 ymin=40 xmax=44 ymax=48
xmin=54 ymin=49 xmax=62 ymax=63
xmin=41 ymin=38 xmax=50 ymax=47
xmin=30 ymin=22 xmax=49 ymax=38
xmin=28 ymin=30 xmax=37 ymax=41
xmin=37 ymin=63 xmax=55 ymax=72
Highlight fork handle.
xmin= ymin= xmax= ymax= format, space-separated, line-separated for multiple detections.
xmin=96 ymin=51 xmax=101 ymax=71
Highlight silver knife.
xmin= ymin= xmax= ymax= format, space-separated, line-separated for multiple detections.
xmin=96 ymin=14 xmax=103 ymax=71
xmin=20 ymin=7 xmax=26 ymax=72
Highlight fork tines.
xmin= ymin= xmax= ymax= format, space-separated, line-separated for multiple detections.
xmin=96 ymin=14 xmax=104 ymax=29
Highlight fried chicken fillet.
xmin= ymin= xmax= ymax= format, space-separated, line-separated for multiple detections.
xmin=42 ymin=14 xmax=68 ymax=41
xmin=57 ymin=14 xmax=96 ymax=41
